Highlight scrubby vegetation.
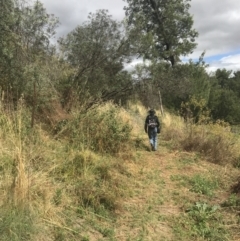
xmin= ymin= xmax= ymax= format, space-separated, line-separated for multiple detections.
xmin=1 ymin=0 xmax=240 ymax=240
xmin=0 ymin=101 xmax=240 ymax=240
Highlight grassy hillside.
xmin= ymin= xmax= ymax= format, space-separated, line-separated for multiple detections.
xmin=0 ymin=102 xmax=240 ymax=241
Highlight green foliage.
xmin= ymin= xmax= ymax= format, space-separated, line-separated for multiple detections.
xmin=170 ymin=173 xmax=218 ymax=197
xmin=180 ymin=96 xmax=210 ymax=123
xmin=208 ymin=68 xmax=240 ymax=124
xmin=209 ymin=88 xmax=240 ymax=124
xmin=57 ymin=105 xmax=132 ymax=155
xmin=88 ymin=108 xmax=132 ymax=154
xmin=0 ymin=207 xmax=35 ymax=241
xmin=132 ymin=56 xmax=211 ymax=112
xmin=222 ymin=194 xmax=240 ymax=208
xmin=58 ymin=10 xmax=132 ymax=106
xmin=20 ymin=1 xmax=59 ymax=55
xmin=229 ymin=70 xmax=240 ymax=98
xmin=0 ymin=0 xmax=23 ymax=96
xmin=188 ymin=202 xmax=219 ymax=224
xmin=0 ymin=0 xmax=59 ymax=103
xmin=188 ymin=174 xmax=218 ymax=196
xmin=124 ymin=0 xmax=198 ymax=66
xmin=187 ymin=202 xmax=227 ymax=240
xmin=215 ymin=68 xmax=232 ymax=88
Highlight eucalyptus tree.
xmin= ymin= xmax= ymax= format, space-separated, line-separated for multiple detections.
xmin=18 ymin=1 xmax=59 ymax=96
xmin=124 ymin=0 xmax=198 ymax=66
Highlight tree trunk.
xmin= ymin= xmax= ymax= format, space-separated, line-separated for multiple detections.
xmin=158 ymin=89 xmax=164 ymax=116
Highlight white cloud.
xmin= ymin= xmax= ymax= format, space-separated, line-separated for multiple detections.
xmin=39 ymin=0 xmax=240 ymax=72
xmin=221 ymin=54 xmax=240 ymax=65
xmin=207 ymin=54 xmax=240 ymax=74
xmin=189 ymin=0 xmax=240 ymax=59
xmin=40 ymin=0 xmax=126 ymax=37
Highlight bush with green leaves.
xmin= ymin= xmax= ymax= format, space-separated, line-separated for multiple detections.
xmin=222 ymin=194 xmax=240 ymax=209
xmin=56 ymin=104 xmax=133 ymax=155
xmin=187 ymin=202 xmax=227 ymax=240
xmin=188 ymin=174 xmax=218 ymax=197
xmin=180 ymin=96 xmax=211 ymax=124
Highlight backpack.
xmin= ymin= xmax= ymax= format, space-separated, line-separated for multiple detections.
xmin=148 ymin=115 xmax=157 ymax=128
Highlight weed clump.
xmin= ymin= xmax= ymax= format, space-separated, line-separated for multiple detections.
xmin=55 ymin=103 xmax=133 ymax=155
xmin=180 ymin=123 xmax=238 ymax=165
xmin=51 ymin=149 xmax=128 ymax=216
xmin=0 ymin=207 xmax=36 ymax=241
xmin=162 ymin=114 xmax=240 ymax=165
xmin=186 ymin=202 xmax=227 ymax=240
xmin=188 ymin=174 xmax=218 ymax=197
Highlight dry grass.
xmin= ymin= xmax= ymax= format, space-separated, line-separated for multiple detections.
xmin=161 ymin=113 xmax=186 ymax=143
xmin=0 ymin=102 xmax=240 ymax=240
xmin=160 ymin=112 xmax=240 ymax=166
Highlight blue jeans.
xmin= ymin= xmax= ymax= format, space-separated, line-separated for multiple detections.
xmin=148 ymin=127 xmax=158 ymax=151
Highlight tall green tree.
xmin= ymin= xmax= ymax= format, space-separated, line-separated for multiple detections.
xmin=215 ymin=68 xmax=232 ymax=88
xmin=58 ymin=10 xmax=133 ymax=107
xmin=124 ymin=0 xmax=198 ymax=66
xmin=132 ymin=55 xmax=210 ymax=112
xmin=208 ymin=88 xmax=240 ymax=124
xmin=207 ymin=69 xmax=240 ymax=124
xmin=0 ymin=0 xmax=21 ymax=97
xmin=19 ymin=1 xmax=59 ymax=57
xmin=0 ymin=0 xmax=59 ymax=103
xmin=229 ymin=71 xmax=240 ymax=98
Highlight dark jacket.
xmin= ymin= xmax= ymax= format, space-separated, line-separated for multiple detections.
xmin=144 ymin=114 xmax=160 ymax=133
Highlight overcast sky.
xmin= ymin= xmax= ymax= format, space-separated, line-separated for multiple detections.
xmin=40 ymin=0 xmax=240 ymax=74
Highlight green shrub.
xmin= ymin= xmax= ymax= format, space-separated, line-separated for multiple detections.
xmin=55 ymin=104 xmax=132 ymax=155
xmin=188 ymin=174 xmax=218 ymax=197
xmin=222 ymin=194 xmax=240 ymax=208
xmin=187 ymin=202 xmax=227 ymax=240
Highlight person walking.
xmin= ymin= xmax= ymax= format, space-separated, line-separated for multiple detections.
xmin=144 ymin=109 xmax=161 ymax=151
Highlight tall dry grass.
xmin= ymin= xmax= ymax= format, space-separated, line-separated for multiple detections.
xmin=0 ymin=103 xmax=66 ymax=238
xmin=1 ymin=100 xmax=240 ymax=240
xmin=161 ymin=112 xmax=240 ymax=166
xmin=0 ymin=101 xmax=136 ymax=240
xmin=54 ymin=102 xmax=133 ymax=155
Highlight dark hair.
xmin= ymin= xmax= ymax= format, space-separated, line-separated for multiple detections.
xmin=149 ymin=109 xmax=155 ymax=114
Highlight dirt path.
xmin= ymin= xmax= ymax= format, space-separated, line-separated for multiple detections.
xmin=115 ymin=137 xmax=240 ymax=241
